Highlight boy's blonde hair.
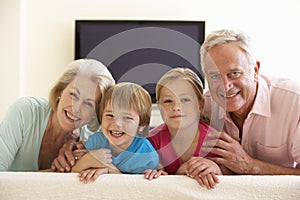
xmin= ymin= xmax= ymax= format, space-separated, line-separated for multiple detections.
xmin=99 ymin=82 xmax=152 ymax=136
xmin=156 ymin=67 xmax=210 ymax=124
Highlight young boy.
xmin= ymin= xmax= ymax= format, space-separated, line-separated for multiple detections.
xmin=72 ymin=82 xmax=158 ymax=183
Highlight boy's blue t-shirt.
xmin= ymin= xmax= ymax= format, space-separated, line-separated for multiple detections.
xmin=84 ymin=131 xmax=158 ymax=174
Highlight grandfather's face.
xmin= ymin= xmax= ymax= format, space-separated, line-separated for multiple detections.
xmin=203 ymin=42 xmax=259 ymax=115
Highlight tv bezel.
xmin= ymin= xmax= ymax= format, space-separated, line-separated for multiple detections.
xmin=74 ymin=19 xmax=205 ymax=103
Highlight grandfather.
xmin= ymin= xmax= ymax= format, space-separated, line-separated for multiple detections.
xmin=201 ymin=29 xmax=300 ymax=175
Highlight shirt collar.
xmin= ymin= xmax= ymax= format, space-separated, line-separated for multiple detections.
xmin=251 ymin=75 xmax=271 ymax=117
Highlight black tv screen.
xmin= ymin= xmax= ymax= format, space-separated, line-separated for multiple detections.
xmin=75 ymin=20 xmax=205 ymax=103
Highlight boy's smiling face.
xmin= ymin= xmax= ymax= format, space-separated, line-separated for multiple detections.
xmin=101 ymin=102 xmax=141 ymax=150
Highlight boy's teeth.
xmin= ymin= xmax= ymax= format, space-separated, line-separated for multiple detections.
xmin=111 ymin=131 xmax=122 ymax=136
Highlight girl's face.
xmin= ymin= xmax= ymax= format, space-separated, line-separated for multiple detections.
xmin=56 ymin=75 xmax=99 ymax=132
xmin=158 ymin=79 xmax=202 ymax=130
xmin=101 ymin=102 xmax=141 ymax=150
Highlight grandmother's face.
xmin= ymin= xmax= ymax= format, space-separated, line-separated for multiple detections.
xmin=56 ymin=75 xmax=99 ymax=132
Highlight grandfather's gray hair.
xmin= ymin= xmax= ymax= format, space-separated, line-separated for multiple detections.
xmin=200 ymin=29 xmax=257 ymax=73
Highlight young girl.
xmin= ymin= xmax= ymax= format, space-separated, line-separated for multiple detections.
xmin=145 ymin=67 xmax=230 ymax=189
xmin=71 ymin=82 xmax=158 ymax=183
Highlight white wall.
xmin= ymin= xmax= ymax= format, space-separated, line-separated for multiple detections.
xmin=1 ymin=0 xmax=300 ymax=120
xmin=0 ymin=0 xmax=20 ymax=121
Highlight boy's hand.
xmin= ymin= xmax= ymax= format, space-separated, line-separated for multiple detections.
xmin=71 ymin=148 xmax=112 ymax=172
xmin=88 ymin=149 xmax=113 ymax=168
xmin=78 ymin=168 xmax=109 ymax=184
xmin=144 ymin=169 xmax=168 ymax=180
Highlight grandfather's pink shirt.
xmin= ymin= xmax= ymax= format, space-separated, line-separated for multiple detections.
xmin=204 ymin=75 xmax=300 ymax=168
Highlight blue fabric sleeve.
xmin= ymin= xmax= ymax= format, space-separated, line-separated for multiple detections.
xmin=115 ymin=138 xmax=158 ymax=173
xmin=84 ymin=132 xmax=109 ymax=150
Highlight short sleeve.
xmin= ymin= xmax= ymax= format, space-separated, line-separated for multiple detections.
xmin=117 ymin=138 xmax=159 ymax=174
xmin=84 ymin=132 xmax=108 ymax=150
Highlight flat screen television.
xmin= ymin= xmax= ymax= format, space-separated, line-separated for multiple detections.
xmin=75 ymin=20 xmax=205 ymax=103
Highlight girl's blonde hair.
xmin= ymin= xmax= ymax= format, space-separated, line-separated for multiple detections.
xmin=99 ymin=82 xmax=152 ymax=136
xmin=156 ymin=67 xmax=210 ymax=124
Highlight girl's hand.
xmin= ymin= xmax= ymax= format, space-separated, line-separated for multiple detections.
xmin=176 ymin=162 xmax=188 ymax=175
xmin=184 ymin=157 xmax=221 ymax=189
xmin=186 ymin=157 xmax=222 ymax=178
xmin=195 ymin=173 xmax=220 ymax=190
xmin=78 ymin=168 xmax=109 ymax=184
xmin=144 ymin=169 xmax=168 ymax=180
